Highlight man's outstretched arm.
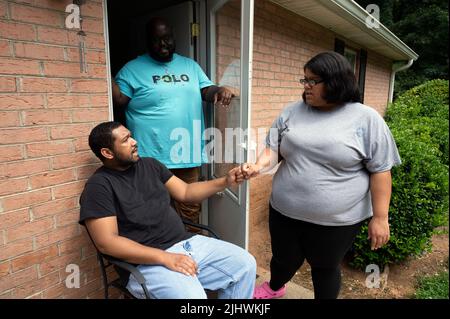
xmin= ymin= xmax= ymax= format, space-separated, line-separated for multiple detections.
xmin=165 ymin=166 xmax=243 ymax=203
xmin=85 ymin=216 xmax=197 ymax=276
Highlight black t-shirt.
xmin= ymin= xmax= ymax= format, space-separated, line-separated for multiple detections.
xmin=79 ymin=157 xmax=193 ymax=251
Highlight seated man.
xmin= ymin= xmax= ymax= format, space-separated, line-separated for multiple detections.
xmin=79 ymin=122 xmax=256 ymax=299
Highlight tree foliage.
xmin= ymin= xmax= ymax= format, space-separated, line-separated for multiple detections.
xmin=355 ymin=0 xmax=449 ymax=97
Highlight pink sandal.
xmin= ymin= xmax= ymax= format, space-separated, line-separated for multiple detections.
xmin=253 ymin=281 xmax=286 ymax=299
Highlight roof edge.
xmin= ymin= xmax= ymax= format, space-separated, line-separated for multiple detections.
xmin=318 ymin=0 xmax=418 ymax=60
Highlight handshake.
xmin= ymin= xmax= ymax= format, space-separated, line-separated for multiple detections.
xmin=225 ymin=163 xmax=262 ymax=187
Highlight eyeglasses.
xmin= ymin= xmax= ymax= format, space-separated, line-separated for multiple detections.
xmin=299 ymin=78 xmax=324 ymax=86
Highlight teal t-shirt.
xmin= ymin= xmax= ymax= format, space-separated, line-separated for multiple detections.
xmin=115 ymin=53 xmax=214 ymax=168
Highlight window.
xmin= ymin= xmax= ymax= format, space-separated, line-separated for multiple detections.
xmin=335 ymin=39 xmax=367 ymax=103
xmin=344 ymin=47 xmax=357 ymax=73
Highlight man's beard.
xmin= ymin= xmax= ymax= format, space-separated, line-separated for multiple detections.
xmin=115 ymin=152 xmax=139 ymax=168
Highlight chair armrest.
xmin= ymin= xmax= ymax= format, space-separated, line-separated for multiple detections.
xmin=181 ymin=218 xmax=220 ymax=239
xmin=103 ymin=255 xmax=146 ymax=285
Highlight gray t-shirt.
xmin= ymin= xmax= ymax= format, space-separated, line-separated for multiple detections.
xmin=266 ymin=101 xmax=401 ymax=226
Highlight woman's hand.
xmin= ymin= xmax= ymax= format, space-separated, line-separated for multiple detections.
xmin=241 ymin=163 xmax=262 ymax=179
xmin=368 ymin=216 xmax=390 ymax=250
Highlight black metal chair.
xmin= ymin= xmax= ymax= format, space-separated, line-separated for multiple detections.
xmin=85 ymin=218 xmax=220 ymax=299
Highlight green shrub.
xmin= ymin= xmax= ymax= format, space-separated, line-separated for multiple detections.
xmin=386 ymin=79 xmax=449 ymax=165
xmin=348 ymin=80 xmax=449 ymax=270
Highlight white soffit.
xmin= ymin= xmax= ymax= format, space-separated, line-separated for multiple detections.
xmin=270 ymin=0 xmax=418 ymax=61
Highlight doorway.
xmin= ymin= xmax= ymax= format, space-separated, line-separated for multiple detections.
xmin=104 ymin=0 xmax=253 ymax=249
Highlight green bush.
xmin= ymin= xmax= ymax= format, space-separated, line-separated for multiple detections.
xmin=386 ymin=79 xmax=449 ymax=165
xmin=348 ymin=80 xmax=449 ymax=270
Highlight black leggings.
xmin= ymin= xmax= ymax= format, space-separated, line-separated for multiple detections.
xmin=268 ymin=204 xmax=364 ymax=299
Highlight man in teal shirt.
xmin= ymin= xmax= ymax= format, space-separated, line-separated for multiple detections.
xmin=112 ymin=17 xmax=233 ymax=224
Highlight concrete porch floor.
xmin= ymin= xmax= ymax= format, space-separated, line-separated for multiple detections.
xmin=256 ymin=267 xmax=314 ymax=299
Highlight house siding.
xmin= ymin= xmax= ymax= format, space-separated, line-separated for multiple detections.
xmin=0 ymin=0 xmax=111 ymax=299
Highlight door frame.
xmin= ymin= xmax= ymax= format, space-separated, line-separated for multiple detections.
xmin=204 ymin=0 xmax=254 ymax=249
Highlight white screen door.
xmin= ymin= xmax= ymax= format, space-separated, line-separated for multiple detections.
xmin=206 ymin=0 xmax=254 ymax=249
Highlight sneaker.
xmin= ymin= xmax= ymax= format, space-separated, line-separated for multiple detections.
xmin=253 ymin=281 xmax=286 ymax=299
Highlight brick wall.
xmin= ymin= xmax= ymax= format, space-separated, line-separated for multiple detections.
xmin=364 ymin=51 xmax=392 ymax=114
xmin=0 ymin=0 xmax=110 ymax=299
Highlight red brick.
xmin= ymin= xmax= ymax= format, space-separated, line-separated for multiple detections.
xmin=41 ymin=282 xmax=65 ymax=298
xmin=47 ymin=94 xmax=91 ymax=109
xmin=68 ymin=32 xmax=105 ymax=50
xmin=0 ymin=145 xmax=23 ymax=162
xmin=35 ymin=224 xmax=80 ymax=249
xmin=14 ymin=42 xmax=65 ymax=61
xmin=1 ymin=158 xmax=50 ymax=179
xmin=52 ymin=151 xmax=98 ymax=170
xmin=1 ymin=238 xmax=33 ymax=261
xmin=22 ymin=110 xmax=71 ymax=125
xmin=1 ymin=94 xmax=44 ymax=110
xmin=39 ymin=250 xmax=80 ymax=278
xmin=76 ymin=164 xmax=100 ymax=180
xmin=43 ymin=61 xmax=84 ymax=78
xmin=90 ymin=95 xmax=108 ymax=107
xmin=1 ymin=188 xmax=52 ymax=212
xmin=37 ymin=26 xmax=68 ymax=45
xmin=55 ymin=208 xmax=79 ymax=227
xmin=30 ymin=169 xmax=76 ymax=189
xmin=24 ymin=0 xmax=72 ymax=10
xmin=82 ymin=2 xmax=103 ymax=19
xmin=0 ymin=21 xmax=36 ymax=41
xmin=26 ymin=140 xmax=73 ymax=158
xmin=73 ymin=137 xmax=90 ymax=151
xmin=60 ymin=233 xmax=90 ymax=256
xmin=6 ymin=217 xmax=54 ymax=242
xmin=81 ymin=18 xmax=104 ymax=34
xmin=53 ymin=180 xmax=86 ymax=199
xmin=20 ymin=77 xmax=68 ymax=93
xmin=0 ymin=39 xmax=10 ymax=56
xmin=0 ymin=266 xmax=38 ymax=292
xmin=0 ymin=177 xmax=29 ymax=197
xmin=72 ymin=108 xmax=109 ymax=123
xmin=11 ymin=245 xmax=58 ymax=273
xmin=0 ymin=77 xmax=16 ymax=92
xmin=10 ymin=4 xmax=62 ymax=27
xmin=32 ymin=197 xmax=78 ymax=219
xmin=0 ymin=1 xmax=6 ymax=18
xmin=0 ymin=208 xmax=30 ymax=229
xmin=89 ymin=64 xmax=107 ymax=78
xmin=0 ymin=111 xmax=20 ymax=127
xmin=86 ymin=50 xmax=106 ymax=64
xmin=70 ymin=79 xmax=107 ymax=93
xmin=0 ymin=261 xmax=10 ymax=277
xmin=50 ymin=124 xmax=91 ymax=140
xmin=0 ymin=57 xmax=40 ymax=76
xmin=14 ymin=270 xmax=60 ymax=299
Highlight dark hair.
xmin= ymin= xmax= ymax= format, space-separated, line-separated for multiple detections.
xmin=88 ymin=121 xmax=123 ymax=161
xmin=302 ymin=51 xmax=361 ymax=104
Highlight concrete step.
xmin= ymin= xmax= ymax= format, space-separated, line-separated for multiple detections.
xmin=255 ymin=267 xmax=314 ymax=299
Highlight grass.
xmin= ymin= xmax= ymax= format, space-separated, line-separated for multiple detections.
xmin=414 ymin=270 xmax=449 ymax=299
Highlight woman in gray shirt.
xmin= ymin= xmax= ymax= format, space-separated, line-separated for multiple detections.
xmin=243 ymin=52 xmax=401 ymax=299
